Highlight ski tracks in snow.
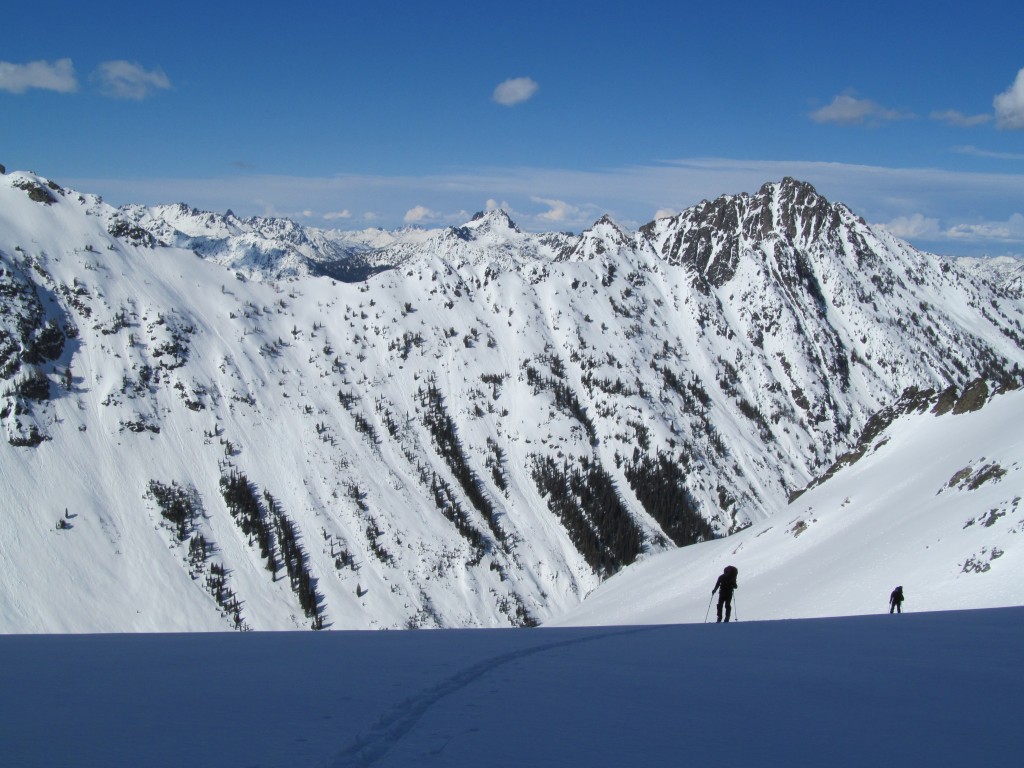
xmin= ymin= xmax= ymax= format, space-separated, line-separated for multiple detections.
xmin=318 ymin=626 xmax=654 ymax=767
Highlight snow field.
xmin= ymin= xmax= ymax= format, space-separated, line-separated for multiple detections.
xmin=1 ymin=608 xmax=1020 ymax=767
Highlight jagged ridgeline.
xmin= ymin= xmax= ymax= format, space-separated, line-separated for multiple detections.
xmin=2 ymin=169 xmax=1023 ymax=631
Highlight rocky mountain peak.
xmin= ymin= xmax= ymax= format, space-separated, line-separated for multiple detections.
xmin=638 ymin=178 xmax=854 ymax=288
xmin=760 ymin=176 xmax=821 ymax=200
xmin=467 ymin=208 xmax=520 ymax=233
xmin=583 ymin=214 xmax=628 ymax=244
xmin=753 ymin=177 xmax=839 ymax=245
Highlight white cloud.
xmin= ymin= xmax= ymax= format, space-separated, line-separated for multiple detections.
xmin=654 ymin=208 xmax=678 ymax=220
xmin=323 ymin=210 xmax=352 ymax=221
xmin=946 ymin=213 xmax=1024 ymax=243
xmin=952 ymin=145 xmax=1024 ymax=161
xmin=810 ymin=94 xmax=911 ymax=125
xmin=876 ymin=213 xmax=941 ymax=240
xmin=994 ymin=67 xmax=1024 ymax=130
xmin=92 ymin=60 xmax=171 ymax=100
xmin=530 ymin=196 xmax=585 ymax=224
xmin=930 ymin=109 xmax=991 ymax=127
xmin=0 ymin=58 xmax=77 ymax=94
xmin=493 ymin=77 xmax=538 ymax=107
xmin=404 ymin=205 xmax=437 ymax=224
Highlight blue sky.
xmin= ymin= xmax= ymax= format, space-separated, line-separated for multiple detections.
xmin=2 ymin=1 xmax=1023 ymax=256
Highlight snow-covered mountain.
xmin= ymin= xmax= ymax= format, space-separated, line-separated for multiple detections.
xmin=2 ymin=168 xmax=1022 ymax=632
xmin=957 ymin=254 xmax=1024 ymax=296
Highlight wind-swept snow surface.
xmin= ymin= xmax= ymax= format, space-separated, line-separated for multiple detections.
xmin=1 ymin=609 xmax=1021 ymax=767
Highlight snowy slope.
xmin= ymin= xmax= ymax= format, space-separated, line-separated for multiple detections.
xmin=552 ymin=384 xmax=1024 ymax=626
xmin=957 ymin=254 xmax=1024 ymax=297
xmin=2 ymin=168 xmax=1023 ymax=633
xmin=2 ymin=608 xmax=1022 ymax=767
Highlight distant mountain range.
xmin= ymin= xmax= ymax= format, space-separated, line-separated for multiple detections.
xmin=2 ymin=168 xmax=1022 ymax=631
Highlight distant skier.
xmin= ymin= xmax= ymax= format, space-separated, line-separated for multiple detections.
xmin=712 ymin=565 xmax=739 ymax=622
xmin=889 ymin=586 xmax=905 ymax=614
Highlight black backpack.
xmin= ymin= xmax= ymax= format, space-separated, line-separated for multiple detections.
xmin=723 ymin=565 xmax=739 ymax=588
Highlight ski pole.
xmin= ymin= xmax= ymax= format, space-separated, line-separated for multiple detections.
xmin=733 ymin=594 xmax=739 ymax=622
xmin=704 ymin=593 xmax=714 ymax=623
